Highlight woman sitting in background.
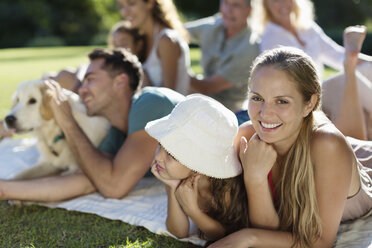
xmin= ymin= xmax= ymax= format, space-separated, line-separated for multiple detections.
xmin=118 ymin=0 xmax=191 ymax=95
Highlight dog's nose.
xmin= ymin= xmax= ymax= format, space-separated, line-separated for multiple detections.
xmin=5 ymin=115 xmax=16 ymax=128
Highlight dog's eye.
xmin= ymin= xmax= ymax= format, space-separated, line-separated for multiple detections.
xmin=28 ymin=98 xmax=37 ymax=104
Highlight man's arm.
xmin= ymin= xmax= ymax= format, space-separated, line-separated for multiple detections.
xmin=189 ymin=74 xmax=233 ymax=95
xmin=47 ymin=82 xmax=158 ymax=199
xmin=56 ymin=116 xmax=157 ymax=198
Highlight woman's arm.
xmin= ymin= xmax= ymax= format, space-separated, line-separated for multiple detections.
xmin=157 ymin=35 xmax=181 ymax=91
xmin=236 ymin=123 xmax=279 ymax=229
xmin=240 ymin=135 xmax=279 ymax=229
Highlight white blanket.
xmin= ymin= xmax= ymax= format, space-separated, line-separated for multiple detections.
xmin=0 ymin=138 xmax=371 ymax=247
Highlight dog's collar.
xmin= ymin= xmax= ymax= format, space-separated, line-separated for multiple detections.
xmin=53 ymin=133 xmax=65 ymax=143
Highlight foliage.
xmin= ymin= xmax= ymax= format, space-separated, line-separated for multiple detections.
xmin=175 ymin=0 xmax=219 ymax=19
xmin=0 ymin=0 xmax=102 ymax=48
xmin=312 ymin=0 xmax=371 ymax=29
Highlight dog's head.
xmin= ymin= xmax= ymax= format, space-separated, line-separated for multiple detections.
xmin=5 ymin=79 xmax=54 ymax=133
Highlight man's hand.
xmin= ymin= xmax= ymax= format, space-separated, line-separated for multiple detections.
xmin=44 ymin=79 xmax=74 ymax=128
xmin=175 ymin=175 xmax=201 ymax=216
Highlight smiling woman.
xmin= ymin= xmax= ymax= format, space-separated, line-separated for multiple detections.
xmin=209 ymin=47 xmax=372 ymax=248
xmin=117 ymin=0 xmax=190 ymax=95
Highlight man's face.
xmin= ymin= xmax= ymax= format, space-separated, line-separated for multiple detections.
xmin=220 ymin=0 xmax=251 ymax=32
xmin=79 ymin=59 xmax=115 ymax=116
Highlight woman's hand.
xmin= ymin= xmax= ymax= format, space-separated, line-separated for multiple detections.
xmin=174 ymin=174 xmax=201 ymax=216
xmin=44 ymin=79 xmax=74 ymax=128
xmin=240 ymin=134 xmax=277 ymax=182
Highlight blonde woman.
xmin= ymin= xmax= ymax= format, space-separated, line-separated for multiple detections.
xmin=118 ymin=0 xmax=190 ymax=95
xmin=250 ymin=0 xmax=372 ymax=140
xmin=209 ymin=47 xmax=372 ymax=247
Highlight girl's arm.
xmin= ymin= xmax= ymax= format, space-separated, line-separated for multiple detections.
xmin=165 ymin=185 xmax=190 ymax=238
xmin=213 ymin=126 xmax=354 ymax=247
xmin=175 ymin=175 xmax=226 ymax=240
xmin=158 ymin=35 xmax=181 ymax=91
xmin=151 ymin=164 xmax=190 ymax=238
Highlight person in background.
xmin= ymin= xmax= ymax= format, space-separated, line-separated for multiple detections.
xmin=146 ymin=94 xmax=249 ymax=241
xmin=250 ymin=0 xmax=372 ymax=139
xmin=185 ymin=0 xmax=259 ymax=117
xmin=118 ymin=0 xmax=190 ymax=95
xmin=107 ymin=20 xmax=147 ymax=63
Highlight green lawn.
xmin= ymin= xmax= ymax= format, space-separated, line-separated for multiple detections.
xmin=0 ymin=46 xmax=198 ymax=248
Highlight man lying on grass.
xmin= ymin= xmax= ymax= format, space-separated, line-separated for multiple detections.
xmin=0 ymin=48 xmax=184 ymax=202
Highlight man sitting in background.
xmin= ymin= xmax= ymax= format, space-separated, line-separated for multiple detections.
xmin=185 ymin=0 xmax=259 ymax=115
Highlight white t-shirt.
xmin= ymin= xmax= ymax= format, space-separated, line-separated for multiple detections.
xmin=143 ymin=28 xmax=190 ymax=95
xmin=260 ymin=21 xmax=345 ymax=77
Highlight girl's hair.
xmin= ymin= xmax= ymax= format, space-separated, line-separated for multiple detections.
xmin=206 ymin=174 xmax=249 ymax=238
xmin=144 ymin=0 xmax=189 ymax=42
xmin=250 ymin=0 xmax=314 ymax=35
xmin=107 ymin=21 xmax=147 ymax=63
xmin=249 ymin=47 xmax=322 ymax=248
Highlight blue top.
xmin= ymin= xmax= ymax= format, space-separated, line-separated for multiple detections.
xmin=98 ymin=87 xmax=185 ymax=155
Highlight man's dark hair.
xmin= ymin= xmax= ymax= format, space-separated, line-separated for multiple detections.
xmin=88 ymin=48 xmax=143 ymax=92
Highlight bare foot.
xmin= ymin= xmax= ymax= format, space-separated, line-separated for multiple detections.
xmin=344 ymin=25 xmax=367 ymax=54
xmin=344 ymin=25 xmax=367 ymax=72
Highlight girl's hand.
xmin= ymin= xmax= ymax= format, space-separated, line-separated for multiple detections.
xmin=240 ymin=134 xmax=277 ymax=183
xmin=151 ymin=162 xmax=181 ymax=190
xmin=44 ymin=79 xmax=74 ymax=128
xmin=175 ymin=175 xmax=201 ymax=216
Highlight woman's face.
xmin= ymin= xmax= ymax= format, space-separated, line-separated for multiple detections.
xmin=264 ymin=0 xmax=294 ymax=25
xmin=248 ymin=65 xmax=313 ymax=150
xmin=117 ymin=0 xmax=154 ymax=29
xmin=152 ymin=146 xmax=192 ymax=180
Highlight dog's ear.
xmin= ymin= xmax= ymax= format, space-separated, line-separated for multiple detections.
xmin=39 ymin=84 xmax=54 ymax=121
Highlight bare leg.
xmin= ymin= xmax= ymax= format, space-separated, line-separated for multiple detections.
xmin=334 ymin=26 xmax=367 ymax=140
xmin=0 ymin=172 xmax=96 ymax=202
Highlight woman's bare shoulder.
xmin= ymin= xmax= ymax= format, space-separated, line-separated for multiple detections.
xmin=311 ymin=122 xmax=354 ymax=169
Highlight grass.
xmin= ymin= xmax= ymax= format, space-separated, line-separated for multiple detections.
xmin=0 ymin=46 xmax=201 ymax=248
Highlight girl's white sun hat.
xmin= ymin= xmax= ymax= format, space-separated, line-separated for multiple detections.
xmin=145 ymin=94 xmax=242 ymax=179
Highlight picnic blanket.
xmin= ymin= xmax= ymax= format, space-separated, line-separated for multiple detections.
xmin=0 ymin=137 xmax=372 ymax=247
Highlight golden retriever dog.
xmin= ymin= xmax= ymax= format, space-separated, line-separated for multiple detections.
xmin=4 ymin=79 xmax=110 ymax=180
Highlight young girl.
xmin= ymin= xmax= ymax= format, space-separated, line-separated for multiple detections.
xmin=118 ymin=0 xmax=190 ymax=95
xmin=209 ymin=47 xmax=372 ymax=248
xmin=145 ymin=94 xmax=249 ymax=241
xmin=107 ymin=20 xmax=147 ymax=62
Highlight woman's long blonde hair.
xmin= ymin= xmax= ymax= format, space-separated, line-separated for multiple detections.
xmin=250 ymin=0 xmax=314 ymax=35
xmin=249 ymin=47 xmax=322 ymax=248
xmin=144 ymin=0 xmax=188 ymax=42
